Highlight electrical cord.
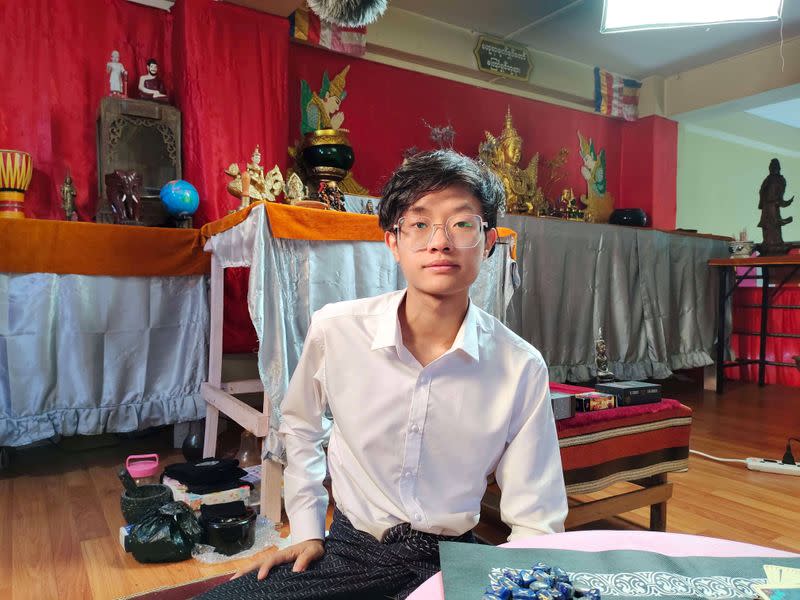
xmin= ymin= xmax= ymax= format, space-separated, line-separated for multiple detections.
xmin=691 ymin=437 xmax=800 ymax=467
xmin=689 ymin=449 xmax=746 ymax=464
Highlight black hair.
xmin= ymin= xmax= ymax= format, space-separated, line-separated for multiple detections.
xmin=146 ymin=58 xmax=158 ymax=67
xmin=378 ymin=150 xmax=504 ymax=235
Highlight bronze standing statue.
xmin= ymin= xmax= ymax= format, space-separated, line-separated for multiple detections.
xmin=60 ymin=171 xmax=78 ymax=221
xmin=758 ymin=158 xmax=794 ymax=256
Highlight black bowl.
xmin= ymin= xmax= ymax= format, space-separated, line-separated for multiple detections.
xmin=120 ymin=484 xmax=173 ymax=524
xmin=609 ymin=208 xmax=648 ymax=227
xmin=202 ymin=508 xmax=257 ymax=556
xmin=301 ymin=144 xmax=355 ymax=173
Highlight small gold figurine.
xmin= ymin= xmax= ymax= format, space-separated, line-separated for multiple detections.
xmin=560 ymin=188 xmax=585 ymax=221
xmin=479 ymin=108 xmax=546 ymax=215
xmin=284 ymin=172 xmax=307 ymax=204
xmin=224 ymin=145 xmax=285 ymax=210
xmin=60 ymin=170 xmax=78 ymax=221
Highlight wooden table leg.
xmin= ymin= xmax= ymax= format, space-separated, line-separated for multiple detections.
xmin=716 ymin=266 xmax=728 ymax=394
xmin=203 ymin=254 xmax=224 ymax=459
xmin=648 ymin=473 xmax=668 ymax=531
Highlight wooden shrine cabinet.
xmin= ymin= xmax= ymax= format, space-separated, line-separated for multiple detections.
xmin=96 ymin=97 xmax=181 ymax=226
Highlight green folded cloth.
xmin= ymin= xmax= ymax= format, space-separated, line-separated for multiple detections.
xmin=440 ymin=542 xmax=800 ymax=599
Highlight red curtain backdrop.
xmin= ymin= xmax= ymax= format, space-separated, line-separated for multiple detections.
xmin=729 ymin=287 xmax=800 ymax=386
xmin=173 ymin=0 xmax=289 ymax=353
xmin=619 ymin=116 xmax=677 ymax=229
xmin=288 ymin=43 xmax=625 ymax=201
xmin=173 ymin=0 xmax=289 ymax=225
xmin=0 ymin=0 xmax=172 ymax=220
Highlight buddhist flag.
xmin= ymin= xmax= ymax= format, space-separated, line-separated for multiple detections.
xmin=290 ymin=2 xmax=367 ymax=57
xmin=594 ymin=67 xmax=642 ymax=121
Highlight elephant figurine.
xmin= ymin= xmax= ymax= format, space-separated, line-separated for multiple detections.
xmin=105 ymin=170 xmax=143 ymax=225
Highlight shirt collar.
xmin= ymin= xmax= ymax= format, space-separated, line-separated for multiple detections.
xmin=452 ymin=300 xmax=480 ymax=362
xmin=370 ymin=290 xmax=482 ymax=362
xmin=371 ymin=290 xmax=406 ymax=351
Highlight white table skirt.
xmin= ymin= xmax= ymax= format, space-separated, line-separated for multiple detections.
xmin=0 ymin=272 xmax=208 ymax=447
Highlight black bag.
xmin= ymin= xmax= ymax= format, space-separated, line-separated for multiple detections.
xmin=127 ymin=501 xmax=202 ymax=563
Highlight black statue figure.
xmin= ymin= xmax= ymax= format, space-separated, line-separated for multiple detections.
xmin=758 ymin=158 xmax=795 ymax=256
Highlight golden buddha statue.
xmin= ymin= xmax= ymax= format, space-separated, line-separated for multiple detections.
xmin=479 ymin=108 xmax=546 ymax=215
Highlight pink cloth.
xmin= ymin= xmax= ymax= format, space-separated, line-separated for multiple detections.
xmin=408 ymin=530 xmax=798 ymax=600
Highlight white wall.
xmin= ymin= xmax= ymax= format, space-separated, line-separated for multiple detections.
xmin=676 ymin=124 xmax=800 ymax=240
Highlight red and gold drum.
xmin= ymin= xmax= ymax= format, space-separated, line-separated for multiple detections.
xmin=0 ymin=149 xmax=33 ymax=219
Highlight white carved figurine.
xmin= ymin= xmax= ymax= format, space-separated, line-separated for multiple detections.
xmin=107 ymin=50 xmax=127 ymax=97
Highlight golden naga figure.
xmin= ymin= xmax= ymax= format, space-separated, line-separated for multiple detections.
xmin=224 ymin=145 xmax=285 ymax=210
xmin=479 ymin=108 xmax=546 ymax=215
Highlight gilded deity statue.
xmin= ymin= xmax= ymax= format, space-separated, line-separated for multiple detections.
xmin=302 ymin=66 xmax=349 ymax=133
xmin=479 ymin=108 xmax=546 ymax=215
xmin=224 ymin=145 xmax=285 ymax=210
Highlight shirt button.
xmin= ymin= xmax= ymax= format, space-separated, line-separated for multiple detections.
xmin=414 ymin=513 xmax=422 ymax=521
xmin=405 ymin=470 xmax=413 ymax=478
xmin=411 ymin=424 xmax=419 ymax=433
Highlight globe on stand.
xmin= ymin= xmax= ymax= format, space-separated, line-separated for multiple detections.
xmin=159 ymin=179 xmax=199 ymax=228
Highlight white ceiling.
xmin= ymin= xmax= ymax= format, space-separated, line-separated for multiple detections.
xmin=747 ymin=98 xmax=800 ymax=129
xmin=391 ymin=0 xmax=800 ymax=79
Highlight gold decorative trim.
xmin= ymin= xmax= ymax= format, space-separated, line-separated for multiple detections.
xmin=0 ymin=191 xmax=24 ymax=201
xmin=303 ymin=128 xmax=351 ymax=147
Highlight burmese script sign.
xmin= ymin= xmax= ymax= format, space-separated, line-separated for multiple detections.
xmin=474 ymin=35 xmax=533 ymax=81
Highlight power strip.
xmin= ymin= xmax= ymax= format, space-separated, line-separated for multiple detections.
xmin=746 ymin=457 xmax=800 ymax=476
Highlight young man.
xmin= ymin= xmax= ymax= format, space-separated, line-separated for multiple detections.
xmin=200 ymin=150 xmax=567 ymax=600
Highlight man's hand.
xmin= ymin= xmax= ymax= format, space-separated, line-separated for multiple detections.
xmin=232 ymin=539 xmax=325 ymax=581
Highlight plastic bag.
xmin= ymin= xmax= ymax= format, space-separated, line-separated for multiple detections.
xmin=128 ymin=501 xmax=202 ymax=563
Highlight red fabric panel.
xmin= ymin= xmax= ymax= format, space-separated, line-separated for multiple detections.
xmin=619 ymin=116 xmax=678 ymax=230
xmin=559 ymin=426 xmax=692 ymax=470
xmin=172 ymin=1 xmax=289 ymax=353
xmin=729 ymin=287 xmax=800 ymax=386
xmin=288 ymin=44 xmax=625 ymax=200
xmin=0 ymin=0 xmax=172 ymax=220
xmin=556 ymin=398 xmax=691 ymax=438
xmin=173 ymin=0 xmax=289 ymax=225
xmin=650 ymin=116 xmax=678 ymax=229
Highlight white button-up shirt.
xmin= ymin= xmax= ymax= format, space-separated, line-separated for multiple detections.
xmin=279 ymin=290 xmax=568 ymax=544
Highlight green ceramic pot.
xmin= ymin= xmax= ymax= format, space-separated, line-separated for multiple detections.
xmin=301 ymin=129 xmax=355 ymax=182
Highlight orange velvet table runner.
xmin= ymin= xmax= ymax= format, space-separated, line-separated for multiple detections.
xmin=0 ymin=218 xmax=210 ymax=276
xmin=200 ymin=201 xmax=517 ymax=259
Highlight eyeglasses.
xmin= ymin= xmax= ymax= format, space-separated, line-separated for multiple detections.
xmin=393 ymin=213 xmax=488 ymax=251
